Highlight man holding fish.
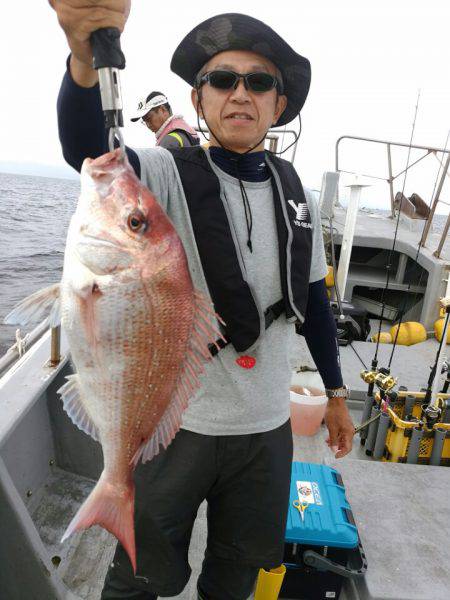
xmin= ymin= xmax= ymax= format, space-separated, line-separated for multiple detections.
xmin=48 ymin=2 xmax=355 ymax=598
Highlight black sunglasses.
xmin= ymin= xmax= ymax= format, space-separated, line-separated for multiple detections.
xmin=198 ymin=70 xmax=283 ymax=94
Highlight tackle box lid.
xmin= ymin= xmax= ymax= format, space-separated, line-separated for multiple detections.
xmin=285 ymin=462 xmax=358 ymax=549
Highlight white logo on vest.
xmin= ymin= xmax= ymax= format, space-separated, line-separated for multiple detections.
xmin=288 ymin=200 xmax=312 ymax=229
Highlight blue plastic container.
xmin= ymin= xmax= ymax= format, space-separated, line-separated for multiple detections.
xmin=281 ymin=462 xmax=367 ymax=600
xmin=286 ymin=462 xmax=358 ymax=548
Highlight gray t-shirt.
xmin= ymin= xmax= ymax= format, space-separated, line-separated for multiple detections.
xmin=135 ymin=147 xmax=328 ymax=435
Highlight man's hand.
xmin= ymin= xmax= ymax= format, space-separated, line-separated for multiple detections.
xmin=324 ymin=398 xmax=354 ymax=458
xmin=49 ymin=0 xmax=131 ymax=86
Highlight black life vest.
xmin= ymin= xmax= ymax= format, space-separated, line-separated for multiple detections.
xmin=168 ymin=147 xmax=312 ymax=352
xmin=169 ymin=128 xmax=200 ymax=147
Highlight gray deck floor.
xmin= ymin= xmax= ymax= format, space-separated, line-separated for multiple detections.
xmin=30 ymin=399 xmax=450 ymax=600
xmin=28 ymin=328 xmax=450 ymax=599
xmin=29 ymin=327 xmax=450 ymax=600
xmin=31 ymin=406 xmax=365 ymax=600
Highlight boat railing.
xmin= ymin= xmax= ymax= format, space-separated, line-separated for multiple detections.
xmin=335 ymin=135 xmax=450 ymax=258
xmin=0 ymin=323 xmax=61 ymax=379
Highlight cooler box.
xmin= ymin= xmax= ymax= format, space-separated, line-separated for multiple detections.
xmin=281 ymin=462 xmax=367 ymax=599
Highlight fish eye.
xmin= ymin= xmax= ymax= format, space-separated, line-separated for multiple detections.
xmin=127 ymin=209 xmax=147 ymax=232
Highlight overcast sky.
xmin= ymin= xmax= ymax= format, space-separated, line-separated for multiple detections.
xmin=1 ymin=0 xmax=449 ymax=212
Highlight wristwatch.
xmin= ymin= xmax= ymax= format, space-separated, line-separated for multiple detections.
xmin=325 ymin=385 xmax=350 ymax=400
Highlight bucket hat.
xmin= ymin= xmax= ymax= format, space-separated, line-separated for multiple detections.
xmin=170 ymin=13 xmax=311 ymax=126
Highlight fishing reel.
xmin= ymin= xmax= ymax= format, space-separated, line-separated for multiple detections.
xmin=422 ymin=403 xmax=442 ymax=428
xmin=361 ymin=369 xmax=397 ymax=392
xmin=360 ymin=369 xmax=376 ymax=385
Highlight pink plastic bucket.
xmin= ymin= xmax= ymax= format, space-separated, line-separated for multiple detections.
xmin=290 ymin=385 xmax=327 ymax=436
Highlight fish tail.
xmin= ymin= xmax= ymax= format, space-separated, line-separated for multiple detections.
xmin=61 ymin=473 xmax=136 ymax=573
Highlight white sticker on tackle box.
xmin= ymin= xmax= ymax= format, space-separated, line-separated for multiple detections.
xmin=296 ymin=481 xmax=315 ymax=504
xmin=296 ymin=481 xmax=323 ymax=505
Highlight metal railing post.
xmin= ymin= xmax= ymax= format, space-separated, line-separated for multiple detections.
xmin=268 ymin=136 xmax=278 ymax=153
xmin=433 ymin=213 xmax=450 ymax=259
xmin=421 ymin=152 xmax=450 ymax=247
xmin=387 ymin=143 xmax=395 ymax=217
xmin=50 ymin=326 xmax=61 ymax=367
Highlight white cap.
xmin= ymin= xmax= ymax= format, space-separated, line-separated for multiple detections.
xmin=130 ymin=94 xmax=168 ymax=122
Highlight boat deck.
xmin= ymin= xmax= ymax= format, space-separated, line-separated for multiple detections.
xmin=29 ymin=407 xmax=366 ymax=600
xmin=28 ymin=402 xmax=450 ymax=600
xmin=332 ymin=206 xmax=450 ymax=266
xmin=2 ymin=333 xmax=450 ymax=599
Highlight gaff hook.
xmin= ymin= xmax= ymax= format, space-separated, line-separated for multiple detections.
xmin=91 ymin=28 xmax=126 ymax=153
xmin=109 ymin=127 xmax=125 ymax=154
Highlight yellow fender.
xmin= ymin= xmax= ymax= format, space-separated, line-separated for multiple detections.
xmin=434 ymin=318 xmax=450 ymax=344
xmin=371 ymin=332 xmax=392 ymax=344
xmin=389 ymin=322 xmax=427 ymax=346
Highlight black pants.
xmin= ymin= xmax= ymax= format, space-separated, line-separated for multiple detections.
xmin=101 ymin=420 xmax=293 ymax=599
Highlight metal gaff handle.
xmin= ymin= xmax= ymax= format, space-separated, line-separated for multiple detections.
xmin=91 ymin=28 xmax=125 ymax=70
xmin=91 ymin=28 xmax=126 ymax=151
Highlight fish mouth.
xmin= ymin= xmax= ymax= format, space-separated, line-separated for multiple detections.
xmin=78 ymin=234 xmax=122 ymax=249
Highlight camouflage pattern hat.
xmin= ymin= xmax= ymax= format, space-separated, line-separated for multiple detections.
xmin=170 ymin=13 xmax=311 ymax=127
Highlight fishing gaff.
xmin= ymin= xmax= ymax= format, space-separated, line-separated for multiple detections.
xmin=90 ymin=28 xmax=126 ymax=152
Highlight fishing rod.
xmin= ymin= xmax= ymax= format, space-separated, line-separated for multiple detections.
xmin=364 ymin=91 xmax=421 ymax=399
xmin=373 ymin=91 xmax=421 ymax=360
xmin=358 ymin=107 xmax=450 ymax=460
xmin=387 ymin=130 xmax=450 ymax=366
xmin=90 ymin=28 xmax=126 ymax=152
xmin=357 ymin=92 xmax=421 ymax=445
xmin=375 ymin=132 xmax=450 ymax=429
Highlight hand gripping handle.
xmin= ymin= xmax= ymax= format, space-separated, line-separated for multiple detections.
xmin=91 ymin=28 xmax=125 ymax=70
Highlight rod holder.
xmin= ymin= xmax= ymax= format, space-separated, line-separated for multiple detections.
xmin=365 ymin=406 xmax=381 ymax=456
xmin=430 ymin=428 xmax=446 ymax=466
xmin=359 ymin=394 xmax=374 ymax=442
xmin=404 ymin=394 xmax=416 ymax=418
xmin=254 ymin=565 xmax=286 ymax=600
xmin=406 ymin=426 xmax=424 ymax=464
xmin=373 ymin=412 xmax=391 ymax=459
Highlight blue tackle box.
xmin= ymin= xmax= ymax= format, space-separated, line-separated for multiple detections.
xmin=280 ymin=462 xmax=367 ymax=600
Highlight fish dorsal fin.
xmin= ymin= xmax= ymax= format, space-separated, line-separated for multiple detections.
xmin=132 ymin=290 xmax=225 ymax=465
xmin=4 ymin=283 xmax=61 ymax=327
xmin=57 ymin=374 xmax=100 ymax=441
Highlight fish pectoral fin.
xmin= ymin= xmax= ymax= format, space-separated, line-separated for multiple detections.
xmin=4 ymin=283 xmax=61 ymax=327
xmin=57 ymin=374 xmax=100 ymax=441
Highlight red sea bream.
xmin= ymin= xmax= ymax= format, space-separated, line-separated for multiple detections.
xmin=5 ymin=149 xmax=223 ymax=572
